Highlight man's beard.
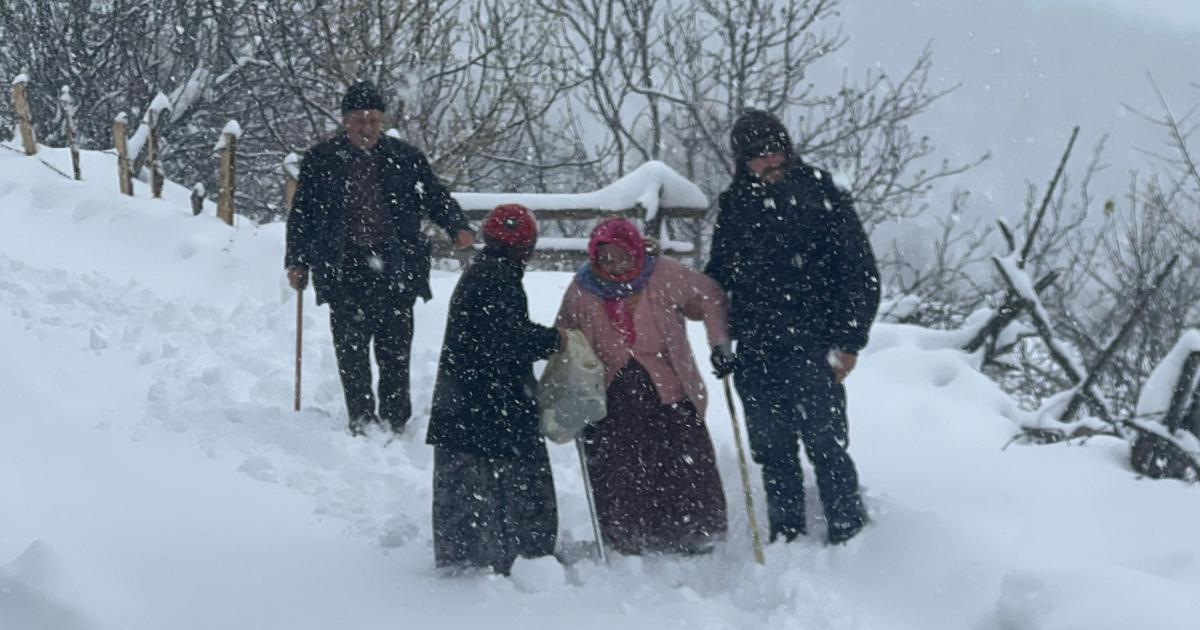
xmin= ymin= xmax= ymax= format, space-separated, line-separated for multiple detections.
xmin=757 ymin=165 xmax=785 ymax=183
xmin=352 ymin=133 xmax=380 ymax=149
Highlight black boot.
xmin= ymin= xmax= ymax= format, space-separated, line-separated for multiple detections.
xmin=826 ymin=517 xmax=864 ymax=545
xmin=348 ymin=413 xmax=380 ymax=437
xmin=769 ymin=521 xmax=806 ymax=543
xmin=825 ymin=496 xmax=867 ymax=545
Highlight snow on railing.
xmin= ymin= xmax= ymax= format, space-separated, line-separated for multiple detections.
xmin=451 ymin=161 xmax=707 ymax=216
xmin=444 ymin=160 xmax=708 ymax=259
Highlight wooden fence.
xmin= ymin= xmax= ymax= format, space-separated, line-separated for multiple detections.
xmin=11 ymin=73 xmax=708 ymax=255
xmin=11 ymin=76 xmax=237 ymax=222
xmin=279 ymin=156 xmax=707 ymax=266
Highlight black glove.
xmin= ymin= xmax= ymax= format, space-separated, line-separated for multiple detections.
xmin=710 ymin=343 xmax=736 ymax=379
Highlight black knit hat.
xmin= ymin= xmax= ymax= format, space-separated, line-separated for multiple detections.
xmin=730 ymin=108 xmax=793 ymax=164
xmin=341 ymin=81 xmax=386 ymax=114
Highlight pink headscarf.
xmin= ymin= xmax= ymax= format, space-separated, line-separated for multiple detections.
xmin=588 ymin=218 xmax=646 ymax=283
xmin=587 ymin=218 xmax=648 ymax=345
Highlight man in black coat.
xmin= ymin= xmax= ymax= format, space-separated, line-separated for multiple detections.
xmin=705 ymin=109 xmax=881 ymax=545
xmin=426 ymin=204 xmax=563 ymax=574
xmin=285 ymin=81 xmax=475 ymax=435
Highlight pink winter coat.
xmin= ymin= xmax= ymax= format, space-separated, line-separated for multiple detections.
xmin=555 ymin=256 xmax=730 ymax=419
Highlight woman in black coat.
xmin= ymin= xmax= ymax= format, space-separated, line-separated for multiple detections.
xmin=426 ymin=204 xmax=562 ymax=575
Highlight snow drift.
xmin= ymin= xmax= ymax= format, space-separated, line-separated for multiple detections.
xmin=2 ymin=142 xmax=1198 ymax=630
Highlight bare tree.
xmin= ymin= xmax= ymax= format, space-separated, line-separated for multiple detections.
xmin=878 ymin=190 xmax=994 ymax=326
xmin=1 ymin=0 xmax=975 ymax=236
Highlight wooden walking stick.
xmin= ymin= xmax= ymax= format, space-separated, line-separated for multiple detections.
xmin=724 ymin=376 xmax=765 ymax=565
xmin=294 ymin=288 xmax=303 ymax=412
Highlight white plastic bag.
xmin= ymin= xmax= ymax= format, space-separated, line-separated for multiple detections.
xmin=538 ymin=329 xmax=607 ymax=444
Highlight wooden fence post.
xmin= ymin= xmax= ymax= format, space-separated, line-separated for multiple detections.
xmin=147 ymin=109 xmax=163 ymax=198
xmin=190 ymin=183 xmax=206 ymax=216
xmin=283 ymin=152 xmax=300 ymax=210
xmin=215 ymin=120 xmax=241 ymax=226
xmin=60 ymin=86 xmax=81 ymax=180
xmin=113 ymin=113 xmax=133 ymax=195
xmin=11 ymin=73 xmax=37 ymax=155
xmin=641 ymin=198 xmax=665 ymax=242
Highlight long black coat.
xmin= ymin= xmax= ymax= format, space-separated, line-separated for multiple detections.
xmin=284 ymin=134 xmax=470 ymax=304
xmin=705 ymin=162 xmax=881 ymax=353
xmin=426 ymin=251 xmax=560 ymax=460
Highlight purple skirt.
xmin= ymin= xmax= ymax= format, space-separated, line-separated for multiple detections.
xmin=582 ymin=361 xmax=728 ymax=555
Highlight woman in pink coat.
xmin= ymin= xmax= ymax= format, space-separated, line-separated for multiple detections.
xmin=556 ymin=218 xmax=730 ymax=555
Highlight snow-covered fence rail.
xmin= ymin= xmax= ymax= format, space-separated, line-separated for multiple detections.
xmin=433 ymin=161 xmax=709 ymax=264
xmin=273 ymin=155 xmax=705 ymax=264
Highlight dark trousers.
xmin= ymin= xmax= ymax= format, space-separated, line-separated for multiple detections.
xmin=734 ymin=343 xmax=864 ymax=542
xmin=328 ymin=248 xmax=415 ymax=430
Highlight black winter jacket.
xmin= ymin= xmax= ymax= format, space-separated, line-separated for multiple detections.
xmin=705 ymin=162 xmax=881 ymax=353
xmin=426 ymin=251 xmax=560 ymax=460
xmin=284 ymin=134 xmax=471 ymax=304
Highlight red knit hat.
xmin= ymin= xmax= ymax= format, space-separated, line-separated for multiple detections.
xmin=482 ymin=204 xmax=538 ymax=251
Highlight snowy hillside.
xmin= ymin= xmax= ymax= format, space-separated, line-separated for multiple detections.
xmin=2 ymin=143 xmax=1199 ymax=630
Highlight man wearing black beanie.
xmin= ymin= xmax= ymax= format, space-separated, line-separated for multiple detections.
xmin=705 ymin=108 xmax=880 ymax=546
xmin=285 ymin=81 xmax=475 ymax=436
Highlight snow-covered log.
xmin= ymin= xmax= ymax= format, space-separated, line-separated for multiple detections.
xmin=1137 ymin=330 xmax=1200 ymax=436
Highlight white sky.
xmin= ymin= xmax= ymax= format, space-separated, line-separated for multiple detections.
xmin=826 ymin=0 xmax=1200 ymax=230
xmin=1054 ymin=0 xmax=1200 ymax=30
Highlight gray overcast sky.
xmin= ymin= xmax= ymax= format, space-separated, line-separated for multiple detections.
xmin=822 ymin=0 xmax=1199 ymax=241
xmin=1058 ymin=0 xmax=1200 ymax=30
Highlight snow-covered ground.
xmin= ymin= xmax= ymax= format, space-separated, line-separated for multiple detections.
xmin=2 ymin=145 xmax=1199 ymax=629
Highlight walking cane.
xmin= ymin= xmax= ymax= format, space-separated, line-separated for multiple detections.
xmin=294 ymin=287 xmax=303 ymax=412
xmin=724 ymin=376 xmax=765 ymax=565
xmin=575 ymin=439 xmax=608 ymax=565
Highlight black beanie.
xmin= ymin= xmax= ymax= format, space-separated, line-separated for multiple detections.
xmin=730 ymin=108 xmax=793 ymax=164
xmin=341 ymin=81 xmax=386 ymax=114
